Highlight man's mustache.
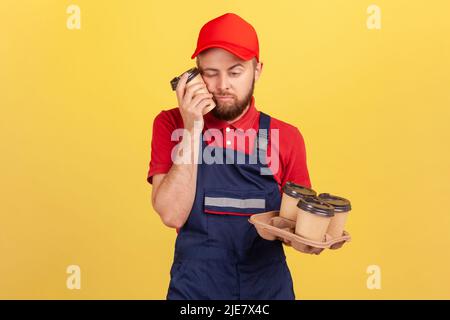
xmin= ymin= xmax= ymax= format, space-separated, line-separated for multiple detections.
xmin=213 ymin=93 xmax=236 ymax=99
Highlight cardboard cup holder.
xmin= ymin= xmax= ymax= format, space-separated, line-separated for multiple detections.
xmin=249 ymin=211 xmax=351 ymax=255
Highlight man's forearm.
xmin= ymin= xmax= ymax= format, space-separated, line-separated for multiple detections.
xmin=153 ymin=131 xmax=200 ymax=228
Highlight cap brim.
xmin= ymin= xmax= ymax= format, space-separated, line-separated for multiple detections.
xmin=191 ymin=42 xmax=257 ymax=61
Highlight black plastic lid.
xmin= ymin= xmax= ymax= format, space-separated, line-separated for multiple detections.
xmin=297 ymin=196 xmax=335 ymax=217
xmin=170 ymin=67 xmax=200 ymax=91
xmin=282 ymin=181 xmax=317 ymax=199
xmin=318 ymin=193 xmax=352 ymax=213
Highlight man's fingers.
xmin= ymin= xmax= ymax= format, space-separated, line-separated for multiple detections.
xmin=175 ymin=73 xmax=189 ymax=104
xmin=194 ymin=98 xmax=215 ymax=115
xmin=184 ymin=82 xmax=208 ymax=104
xmin=189 ymin=93 xmax=213 ymax=110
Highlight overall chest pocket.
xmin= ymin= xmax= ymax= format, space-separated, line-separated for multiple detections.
xmin=203 ymin=188 xmax=267 ymax=216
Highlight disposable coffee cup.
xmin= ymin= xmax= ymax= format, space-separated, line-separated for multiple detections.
xmin=318 ymin=193 xmax=352 ymax=238
xmin=280 ymin=182 xmax=317 ymax=221
xmin=170 ymin=67 xmax=215 ymax=115
xmin=295 ymin=196 xmax=334 ymax=242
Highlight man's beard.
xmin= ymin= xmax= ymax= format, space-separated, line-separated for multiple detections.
xmin=211 ymin=77 xmax=255 ymax=121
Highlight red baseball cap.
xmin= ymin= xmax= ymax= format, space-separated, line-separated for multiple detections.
xmin=191 ymin=13 xmax=259 ymax=62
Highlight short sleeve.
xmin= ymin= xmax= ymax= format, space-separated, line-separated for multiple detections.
xmin=281 ymin=128 xmax=312 ymax=188
xmin=147 ymin=111 xmax=178 ymax=184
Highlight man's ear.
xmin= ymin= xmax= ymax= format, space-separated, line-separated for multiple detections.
xmin=255 ymin=61 xmax=263 ymax=81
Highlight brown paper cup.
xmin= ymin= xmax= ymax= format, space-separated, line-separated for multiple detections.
xmin=295 ymin=208 xmax=332 ymax=242
xmin=279 ymin=193 xmax=300 ymax=221
xmin=318 ymin=193 xmax=352 ymax=239
xmin=279 ymin=182 xmax=316 ymax=222
xmin=327 ymin=212 xmax=349 ymax=238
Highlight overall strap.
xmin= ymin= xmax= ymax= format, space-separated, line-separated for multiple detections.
xmin=256 ymin=111 xmax=270 ymax=153
xmin=254 ymin=112 xmax=272 ymax=174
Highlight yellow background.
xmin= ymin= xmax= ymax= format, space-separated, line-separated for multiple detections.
xmin=1 ymin=0 xmax=449 ymax=299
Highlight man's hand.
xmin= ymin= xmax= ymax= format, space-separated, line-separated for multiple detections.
xmin=175 ymin=72 xmax=214 ymax=132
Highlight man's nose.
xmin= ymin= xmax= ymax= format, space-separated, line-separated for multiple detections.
xmin=217 ymin=74 xmax=231 ymax=91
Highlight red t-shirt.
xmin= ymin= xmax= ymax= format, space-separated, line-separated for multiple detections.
xmin=147 ymin=96 xmax=312 ymax=190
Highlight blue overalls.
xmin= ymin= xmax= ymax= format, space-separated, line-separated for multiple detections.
xmin=167 ymin=112 xmax=295 ymax=300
